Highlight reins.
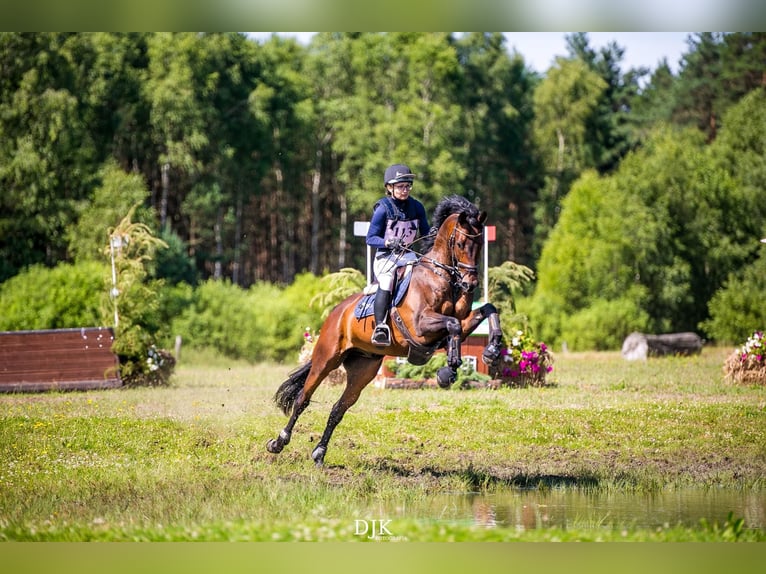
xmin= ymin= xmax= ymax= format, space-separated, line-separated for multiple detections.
xmin=400 ymin=217 xmax=482 ymax=293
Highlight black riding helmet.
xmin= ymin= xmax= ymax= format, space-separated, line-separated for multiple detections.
xmin=384 ymin=164 xmax=415 ymax=186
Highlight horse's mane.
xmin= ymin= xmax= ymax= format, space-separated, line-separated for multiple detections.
xmin=417 ymin=195 xmax=481 ymax=253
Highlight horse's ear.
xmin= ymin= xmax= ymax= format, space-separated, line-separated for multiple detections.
xmin=479 ymin=211 xmax=488 ymax=224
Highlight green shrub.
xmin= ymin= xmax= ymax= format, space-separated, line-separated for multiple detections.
xmin=516 ymin=292 xmax=567 ymax=350
xmin=385 ymin=353 xmax=491 ymax=388
xmin=0 ymin=261 xmax=109 ymax=330
xmin=67 ymin=160 xmax=154 ymax=263
xmin=559 ymin=295 xmax=651 ymax=351
xmin=170 ymin=279 xmax=262 ymax=360
xmin=170 ymin=273 xmax=326 ymax=364
xmin=106 ymin=206 xmax=173 ymax=386
xmin=153 ymin=229 xmax=199 ymax=286
xmin=701 ymin=254 xmax=766 ymax=344
xmin=310 ymin=268 xmax=366 ymax=319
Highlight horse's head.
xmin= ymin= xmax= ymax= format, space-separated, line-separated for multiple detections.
xmin=422 ymin=195 xmax=488 ymax=294
xmin=449 ymin=209 xmax=487 ymax=293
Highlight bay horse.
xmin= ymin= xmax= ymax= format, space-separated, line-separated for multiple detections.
xmin=266 ymin=195 xmax=504 ymax=466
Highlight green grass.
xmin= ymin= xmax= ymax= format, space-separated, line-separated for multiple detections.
xmin=1 ymin=347 xmax=765 ymax=541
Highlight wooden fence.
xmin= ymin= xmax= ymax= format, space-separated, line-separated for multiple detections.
xmin=0 ymin=327 xmax=122 ymax=392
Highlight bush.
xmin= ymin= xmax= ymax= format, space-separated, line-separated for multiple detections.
xmin=0 ymin=261 xmax=109 ymax=330
xmin=107 ymin=206 xmax=174 ymax=386
xmin=559 ymin=295 xmax=651 ymax=351
xmin=170 ymin=279 xmax=262 ymax=360
xmin=152 ymin=229 xmax=199 ymax=286
xmin=385 ymin=353 xmax=492 ymax=388
xmin=170 ymin=273 xmax=328 ymax=364
xmin=702 ymin=254 xmax=766 ymax=344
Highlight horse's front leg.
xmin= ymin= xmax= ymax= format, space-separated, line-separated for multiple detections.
xmin=459 ymin=303 xmax=503 ymax=369
xmin=472 ymin=303 xmax=503 ymax=367
xmin=416 ymin=311 xmax=463 ymax=388
xmin=438 ymin=316 xmax=465 ymax=388
xmin=415 ymin=311 xmax=463 ymax=389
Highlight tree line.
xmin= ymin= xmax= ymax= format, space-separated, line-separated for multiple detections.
xmin=1 ymin=32 xmax=765 ymax=354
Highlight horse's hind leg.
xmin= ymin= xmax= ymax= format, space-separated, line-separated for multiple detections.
xmin=311 ymin=353 xmax=383 ymax=466
xmin=267 ymin=349 xmax=344 ymax=455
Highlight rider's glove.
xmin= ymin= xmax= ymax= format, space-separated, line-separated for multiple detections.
xmin=385 ymin=237 xmax=404 ymax=252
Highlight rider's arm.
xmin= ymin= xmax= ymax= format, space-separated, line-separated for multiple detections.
xmin=365 ymin=205 xmax=388 ymax=249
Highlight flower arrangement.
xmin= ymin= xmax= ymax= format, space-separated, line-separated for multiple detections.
xmin=297 ymin=327 xmax=316 ymax=365
xmin=724 ymin=331 xmax=766 ymax=385
xmin=121 ymin=344 xmax=174 ymax=386
xmin=738 ymin=331 xmax=765 ymax=363
xmin=499 ymin=330 xmax=554 ymax=387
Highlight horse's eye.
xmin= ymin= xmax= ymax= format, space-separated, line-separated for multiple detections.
xmin=457 ymin=241 xmax=465 ymax=249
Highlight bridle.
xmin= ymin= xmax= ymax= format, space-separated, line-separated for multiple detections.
xmin=448 ymin=223 xmax=482 ymax=293
xmin=411 ymin=216 xmax=483 ymax=295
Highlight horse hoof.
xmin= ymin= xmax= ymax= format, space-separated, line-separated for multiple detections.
xmin=266 ymin=438 xmax=283 ymax=454
xmin=482 ymin=345 xmax=500 ymax=366
xmin=436 ymin=367 xmax=456 ymax=389
xmin=311 ymin=446 xmax=326 ymax=466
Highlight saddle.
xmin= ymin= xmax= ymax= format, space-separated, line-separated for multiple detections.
xmin=353 ymin=263 xmax=414 ymax=319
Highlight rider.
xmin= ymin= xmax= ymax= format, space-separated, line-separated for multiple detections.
xmin=365 ymin=164 xmax=430 ymax=346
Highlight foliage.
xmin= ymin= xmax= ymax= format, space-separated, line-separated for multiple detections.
xmin=529 ymin=92 xmax=766 ymax=349
xmin=68 ymin=159 xmax=154 ymax=263
xmin=0 ymin=261 xmax=109 ymax=330
xmin=702 ymin=253 xmax=766 ymax=344
xmin=107 ymin=206 xmax=171 ymax=385
xmin=486 ymin=260 xmax=535 ymax=335
xmin=0 ymin=33 xmax=98 ymax=282
xmin=532 ymin=56 xmax=607 ymax=246
xmin=2 ymin=32 xmax=766 ymax=355
xmin=559 ymin=295 xmax=651 ymax=351
xmin=254 ymin=274 xmax=324 ymax=361
xmin=309 ymin=268 xmax=365 ymax=319
xmin=673 ymin=33 xmax=766 ymax=141
xmin=170 ymin=273 xmax=323 ymax=363
xmin=152 ymin=228 xmax=199 ymax=286
xmin=169 ymin=279 xmax=262 ymax=360
xmin=385 ymin=353 xmax=492 ymax=388
xmin=527 ymin=168 xmax=658 ymax=348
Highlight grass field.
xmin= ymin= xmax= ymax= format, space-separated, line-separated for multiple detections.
xmin=1 ymin=346 xmax=765 ymax=541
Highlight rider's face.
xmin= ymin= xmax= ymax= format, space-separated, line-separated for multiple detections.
xmin=390 ymin=182 xmax=412 ymax=200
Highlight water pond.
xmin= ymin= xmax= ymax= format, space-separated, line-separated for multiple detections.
xmin=388 ymin=488 xmax=766 ymax=531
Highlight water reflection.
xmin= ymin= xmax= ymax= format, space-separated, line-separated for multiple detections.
xmin=424 ymin=489 xmax=766 ymax=531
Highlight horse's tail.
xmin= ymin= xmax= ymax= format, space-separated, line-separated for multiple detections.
xmin=274 ymin=361 xmax=312 ymax=416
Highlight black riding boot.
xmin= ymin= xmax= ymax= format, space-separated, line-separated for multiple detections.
xmin=371 ymin=288 xmax=392 ymax=346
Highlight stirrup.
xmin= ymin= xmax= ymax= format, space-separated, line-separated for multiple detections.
xmin=371 ymin=324 xmax=391 ymax=346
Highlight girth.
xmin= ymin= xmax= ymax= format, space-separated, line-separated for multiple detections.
xmin=390 ymin=308 xmax=443 ymax=366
